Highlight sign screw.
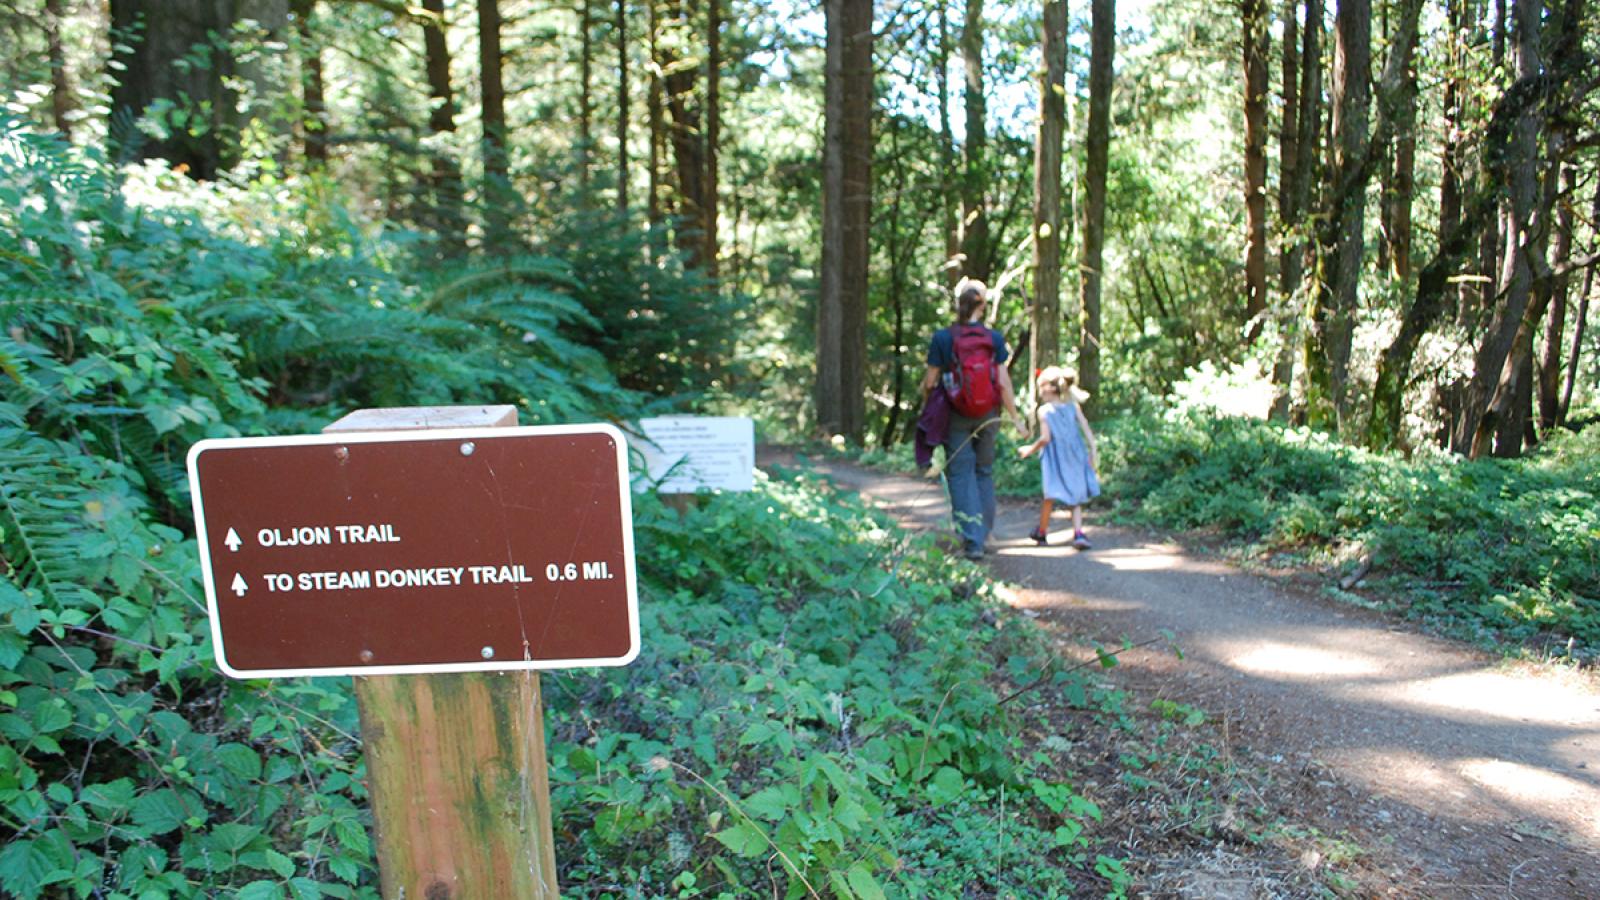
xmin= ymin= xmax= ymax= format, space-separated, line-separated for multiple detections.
xmin=334 ymin=446 xmax=349 ymax=461
xmin=359 ymin=650 xmax=374 ymax=663
xmin=460 ymin=442 xmax=476 ymax=456
xmin=480 ymin=646 xmax=495 ymax=659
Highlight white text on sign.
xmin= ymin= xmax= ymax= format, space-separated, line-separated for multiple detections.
xmin=255 ymin=524 xmax=402 ymax=547
xmin=246 ymin=561 xmax=613 ymax=594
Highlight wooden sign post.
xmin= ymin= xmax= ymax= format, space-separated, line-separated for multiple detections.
xmin=327 ymin=407 xmax=554 ymax=900
xmin=187 ymin=405 xmax=640 ymax=898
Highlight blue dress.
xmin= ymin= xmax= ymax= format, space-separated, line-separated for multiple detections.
xmin=1039 ymin=402 xmax=1100 ymax=505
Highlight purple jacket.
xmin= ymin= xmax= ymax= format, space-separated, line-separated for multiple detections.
xmin=915 ymin=387 xmax=951 ymax=469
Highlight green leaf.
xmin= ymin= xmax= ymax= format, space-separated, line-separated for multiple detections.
xmin=332 ymin=818 xmax=369 ymax=857
xmin=742 ymin=785 xmax=796 ymax=821
xmin=210 ymin=822 xmax=262 ymax=852
xmin=236 ymin=880 xmax=286 ymax=900
xmin=925 ymin=767 xmax=964 ymax=805
xmin=711 ymin=821 xmax=768 ymax=858
xmin=30 ymin=700 xmax=71 ymax=735
xmin=263 ymin=849 xmax=295 ymax=879
xmin=131 ymin=788 xmax=188 ymax=835
xmin=845 ymin=863 xmax=887 ymax=900
xmin=215 ymin=743 xmax=263 ymax=781
xmin=0 ymin=838 xmax=58 ymax=899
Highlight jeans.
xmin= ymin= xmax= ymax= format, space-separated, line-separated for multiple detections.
xmin=943 ymin=412 xmax=998 ymax=555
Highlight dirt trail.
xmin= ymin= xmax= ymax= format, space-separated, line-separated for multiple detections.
xmin=776 ymin=454 xmax=1600 ymax=897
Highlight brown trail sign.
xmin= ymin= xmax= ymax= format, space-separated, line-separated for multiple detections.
xmin=186 ymin=406 xmax=639 ymax=897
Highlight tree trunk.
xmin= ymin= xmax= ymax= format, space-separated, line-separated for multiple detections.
xmin=579 ymin=0 xmax=593 ymax=197
xmin=663 ymin=0 xmax=706 ymax=268
xmin=108 ymin=0 xmax=238 ymax=177
xmin=1306 ymin=0 xmax=1370 ymax=431
xmin=705 ymin=0 xmax=721 ymax=277
xmin=1272 ymin=0 xmax=1322 ymax=421
xmin=291 ymin=0 xmax=327 ymax=167
xmin=816 ymin=0 xmax=872 ymax=442
xmin=1437 ymin=0 xmax=1464 ymax=318
xmin=959 ymin=0 xmax=989 ymax=281
xmin=1030 ymin=0 xmax=1067 ymax=379
xmin=1537 ymin=165 xmax=1575 ymax=434
xmin=615 ymin=0 xmax=629 ymax=213
xmin=935 ymin=8 xmax=959 ymax=285
xmin=1380 ymin=7 xmax=1418 ymax=281
xmin=479 ymin=0 xmax=512 ymax=249
xmin=45 ymin=0 xmax=73 ymax=140
xmin=1559 ymin=182 xmax=1598 ymax=423
xmin=646 ymin=0 xmax=663 ymax=228
xmin=1459 ymin=0 xmax=1546 ymax=457
xmin=1367 ymin=182 xmax=1498 ymax=449
xmin=420 ymin=0 xmax=464 ymax=252
xmin=1242 ymin=0 xmax=1270 ymax=342
xmin=1079 ymin=0 xmax=1114 ymax=405
xmin=1468 ymin=3 xmax=1509 ymax=329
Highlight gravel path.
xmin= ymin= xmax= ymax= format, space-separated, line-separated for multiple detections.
xmin=775 ymin=453 xmax=1600 ymax=897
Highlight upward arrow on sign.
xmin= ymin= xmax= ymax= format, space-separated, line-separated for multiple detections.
xmin=224 ymin=528 xmax=242 ymax=552
xmin=231 ymin=573 xmax=248 ymax=597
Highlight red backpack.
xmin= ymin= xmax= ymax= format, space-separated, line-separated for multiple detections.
xmin=944 ymin=324 xmax=1000 ymax=418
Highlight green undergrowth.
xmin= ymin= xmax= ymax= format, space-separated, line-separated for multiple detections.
xmin=547 ymin=474 xmax=1129 ymax=898
xmin=852 ymin=411 xmax=1600 ymax=660
xmin=1107 ymin=411 xmax=1600 ymax=659
xmin=1 ymin=123 xmax=1128 ymax=897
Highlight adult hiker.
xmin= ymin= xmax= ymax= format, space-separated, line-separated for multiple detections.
xmin=919 ymin=278 xmax=1025 ymax=560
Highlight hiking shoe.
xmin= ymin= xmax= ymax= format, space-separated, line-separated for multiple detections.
xmin=1071 ymin=533 xmax=1092 ymax=550
xmin=962 ymin=544 xmax=985 ymax=561
xmin=1029 ymin=528 xmax=1049 ymax=546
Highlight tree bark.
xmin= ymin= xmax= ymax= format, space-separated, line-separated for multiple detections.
xmin=45 ymin=0 xmax=73 ymax=140
xmin=1437 ymin=0 xmax=1464 ymax=315
xmin=959 ymin=0 xmax=989 ymax=281
xmin=935 ymin=7 xmax=960 ymax=285
xmin=816 ymin=0 xmax=872 ymax=441
xmin=1537 ymin=165 xmax=1575 ymax=433
xmin=108 ymin=0 xmax=239 ymax=177
xmin=1242 ymin=0 xmax=1270 ymax=341
xmin=1305 ymin=0 xmax=1370 ymax=431
xmin=420 ymin=0 xmax=464 ymax=251
xmin=1271 ymin=0 xmax=1322 ymax=421
xmin=705 ymin=0 xmax=720 ymax=277
xmin=1459 ymin=0 xmax=1546 ymax=457
xmin=579 ymin=0 xmax=594 ymax=197
xmin=291 ymin=0 xmax=327 ymax=166
xmin=1559 ymin=182 xmax=1598 ymax=423
xmin=663 ymin=0 xmax=707 ymax=268
xmin=1030 ymin=0 xmax=1067 ymax=379
xmin=1367 ymin=181 xmax=1498 ymax=450
xmin=646 ymin=0 xmax=663 ymax=228
xmin=1379 ymin=5 xmax=1418 ymax=280
xmin=479 ymin=0 xmax=513 ymax=249
xmin=615 ymin=0 xmax=629 ymax=213
xmin=1079 ymin=0 xmax=1114 ymax=405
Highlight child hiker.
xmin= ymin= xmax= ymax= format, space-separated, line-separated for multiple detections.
xmin=1016 ymin=365 xmax=1100 ymax=549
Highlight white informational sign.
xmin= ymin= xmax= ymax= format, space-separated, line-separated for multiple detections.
xmin=635 ymin=416 xmax=755 ymax=493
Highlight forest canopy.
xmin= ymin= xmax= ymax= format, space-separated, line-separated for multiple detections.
xmin=3 ymin=0 xmax=1593 ymax=453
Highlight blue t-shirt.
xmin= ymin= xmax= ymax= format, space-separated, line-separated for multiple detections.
xmin=927 ymin=324 xmax=1009 ymax=370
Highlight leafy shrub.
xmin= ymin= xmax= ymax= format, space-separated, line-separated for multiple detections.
xmin=1102 ymin=411 xmax=1600 ymax=654
xmin=0 ymin=121 xmax=629 ymax=898
xmin=2 ymin=122 xmax=1111 ymax=898
xmin=548 ymin=476 xmax=1109 ymax=897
